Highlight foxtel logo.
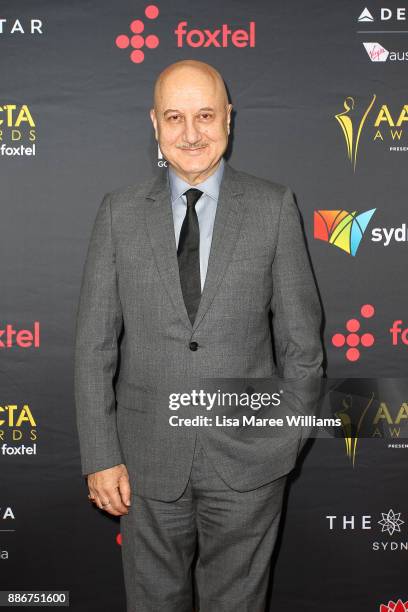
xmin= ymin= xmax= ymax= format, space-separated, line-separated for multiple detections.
xmin=314 ymin=209 xmax=408 ymax=255
xmin=116 ymin=7 xmax=256 ymax=64
xmin=0 ymin=322 xmax=40 ymax=348
xmin=174 ymin=21 xmax=256 ymax=48
xmin=332 ymin=304 xmax=408 ymax=362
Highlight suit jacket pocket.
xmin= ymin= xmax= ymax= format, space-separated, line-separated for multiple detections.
xmin=115 ymin=378 xmax=150 ymax=413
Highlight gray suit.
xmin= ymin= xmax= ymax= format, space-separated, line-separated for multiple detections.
xmin=74 ymin=159 xmax=323 ymax=610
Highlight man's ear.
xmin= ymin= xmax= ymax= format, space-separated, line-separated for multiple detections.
xmin=227 ymin=104 xmax=233 ymax=135
xmin=150 ymin=108 xmax=158 ymax=141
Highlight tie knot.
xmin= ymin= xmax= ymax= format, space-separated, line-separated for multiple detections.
xmin=184 ymin=188 xmax=203 ymax=208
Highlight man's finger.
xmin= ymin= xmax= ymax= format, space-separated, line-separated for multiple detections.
xmin=93 ymin=494 xmax=104 ymax=510
xmin=99 ymin=486 xmax=128 ymax=516
xmin=88 ymin=487 xmax=97 ymax=503
xmin=118 ymin=475 xmax=132 ymax=507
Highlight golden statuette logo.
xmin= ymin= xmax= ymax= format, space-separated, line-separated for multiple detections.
xmin=335 ymin=94 xmax=376 ymax=170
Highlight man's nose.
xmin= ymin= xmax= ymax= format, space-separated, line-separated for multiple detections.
xmin=182 ymin=117 xmax=202 ymax=145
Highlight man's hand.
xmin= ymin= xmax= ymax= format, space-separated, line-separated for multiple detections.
xmin=87 ymin=463 xmax=131 ymax=516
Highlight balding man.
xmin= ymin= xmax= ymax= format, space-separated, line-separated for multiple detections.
xmin=74 ymin=59 xmax=323 ymax=611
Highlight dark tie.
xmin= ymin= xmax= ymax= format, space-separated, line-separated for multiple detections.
xmin=177 ymin=188 xmax=203 ymax=325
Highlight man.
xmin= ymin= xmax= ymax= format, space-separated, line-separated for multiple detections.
xmin=74 ymin=59 xmax=323 ymax=611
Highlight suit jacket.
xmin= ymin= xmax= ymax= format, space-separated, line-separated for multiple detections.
xmin=74 ymin=159 xmax=323 ymax=500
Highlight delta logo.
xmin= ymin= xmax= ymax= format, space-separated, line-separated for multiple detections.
xmin=335 ymin=94 xmax=408 ymax=170
xmin=115 ymin=3 xmax=255 ymax=64
xmin=358 ymin=7 xmax=408 ymax=22
xmin=380 ymin=601 xmax=408 ymax=612
xmin=314 ymin=208 xmax=408 ymax=255
xmin=357 ymin=6 xmax=407 ymax=23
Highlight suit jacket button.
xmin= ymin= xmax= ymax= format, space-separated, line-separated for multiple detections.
xmin=189 ymin=341 xmax=198 ymax=351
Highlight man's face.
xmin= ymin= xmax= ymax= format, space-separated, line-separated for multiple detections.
xmin=150 ymin=68 xmax=232 ymax=183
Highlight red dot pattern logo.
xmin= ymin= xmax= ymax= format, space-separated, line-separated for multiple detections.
xmin=332 ymin=304 xmax=375 ymax=362
xmin=115 ymin=5 xmax=160 ymax=64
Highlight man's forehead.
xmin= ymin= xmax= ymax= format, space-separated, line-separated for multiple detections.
xmin=154 ymin=66 xmax=226 ymax=108
xmin=157 ymin=65 xmax=218 ymax=88
xmin=155 ymin=85 xmax=224 ymax=112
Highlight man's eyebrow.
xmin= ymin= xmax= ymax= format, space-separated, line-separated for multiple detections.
xmin=163 ymin=107 xmax=215 ymax=116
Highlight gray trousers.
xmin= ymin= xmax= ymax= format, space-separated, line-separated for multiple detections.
xmin=120 ymin=439 xmax=287 ymax=612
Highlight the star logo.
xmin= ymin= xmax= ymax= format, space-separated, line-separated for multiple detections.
xmin=378 ymin=509 xmax=404 ymax=536
xmin=380 ymin=600 xmax=408 ymax=612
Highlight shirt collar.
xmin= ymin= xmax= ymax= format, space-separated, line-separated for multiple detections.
xmin=167 ymin=157 xmax=225 ymax=204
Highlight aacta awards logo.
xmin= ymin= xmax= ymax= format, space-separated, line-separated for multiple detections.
xmin=380 ymin=600 xmax=408 ymax=611
xmin=334 ymin=391 xmax=408 ymax=466
xmin=0 ymin=404 xmax=38 ymax=456
xmin=0 ymin=105 xmax=36 ymax=157
xmin=115 ymin=3 xmax=256 ymax=64
xmin=335 ymin=94 xmax=408 ymax=170
xmin=335 ymin=94 xmax=376 ymax=170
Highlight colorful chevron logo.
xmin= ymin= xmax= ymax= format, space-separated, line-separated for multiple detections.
xmin=314 ymin=209 xmax=376 ymax=256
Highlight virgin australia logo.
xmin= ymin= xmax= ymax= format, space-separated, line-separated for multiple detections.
xmin=363 ymin=42 xmax=389 ymax=61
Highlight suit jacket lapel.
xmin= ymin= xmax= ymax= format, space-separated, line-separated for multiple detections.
xmin=144 ymin=171 xmax=193 ymax=331
xmin=143 ymin=160 xmax=246 ymax=334
xmin=192 ymin=161 xmax=245 ymax=332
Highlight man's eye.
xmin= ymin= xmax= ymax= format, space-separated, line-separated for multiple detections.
xmin=169 ymin=115 xmax=181 ymax=121
xmin=200 ymin=114 xmax=212 ymax=120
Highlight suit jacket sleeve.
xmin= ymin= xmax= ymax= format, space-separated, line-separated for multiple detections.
xmin=271 ymin=186 xmax=323 ymax=380
xmin=74 ymin=193 xmax=125 ymax=476
xmin=271 ymin=187 xmax=323 ymax=451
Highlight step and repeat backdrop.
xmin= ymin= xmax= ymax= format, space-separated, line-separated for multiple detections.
xmin=1 ymin=0 xmax=408 ymax=610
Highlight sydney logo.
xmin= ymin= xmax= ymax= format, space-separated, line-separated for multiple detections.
xmin=314 ymin=209 xmax=376 ymax=256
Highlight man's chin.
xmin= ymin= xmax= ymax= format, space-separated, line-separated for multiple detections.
xmin=172 ymin=159 xmax=211 ymax=177
xmin=168 ymin=152 xmax=223 ymax=177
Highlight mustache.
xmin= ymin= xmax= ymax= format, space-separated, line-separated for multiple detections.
xmin=176 ymin=143 xmax=208 ymax=150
